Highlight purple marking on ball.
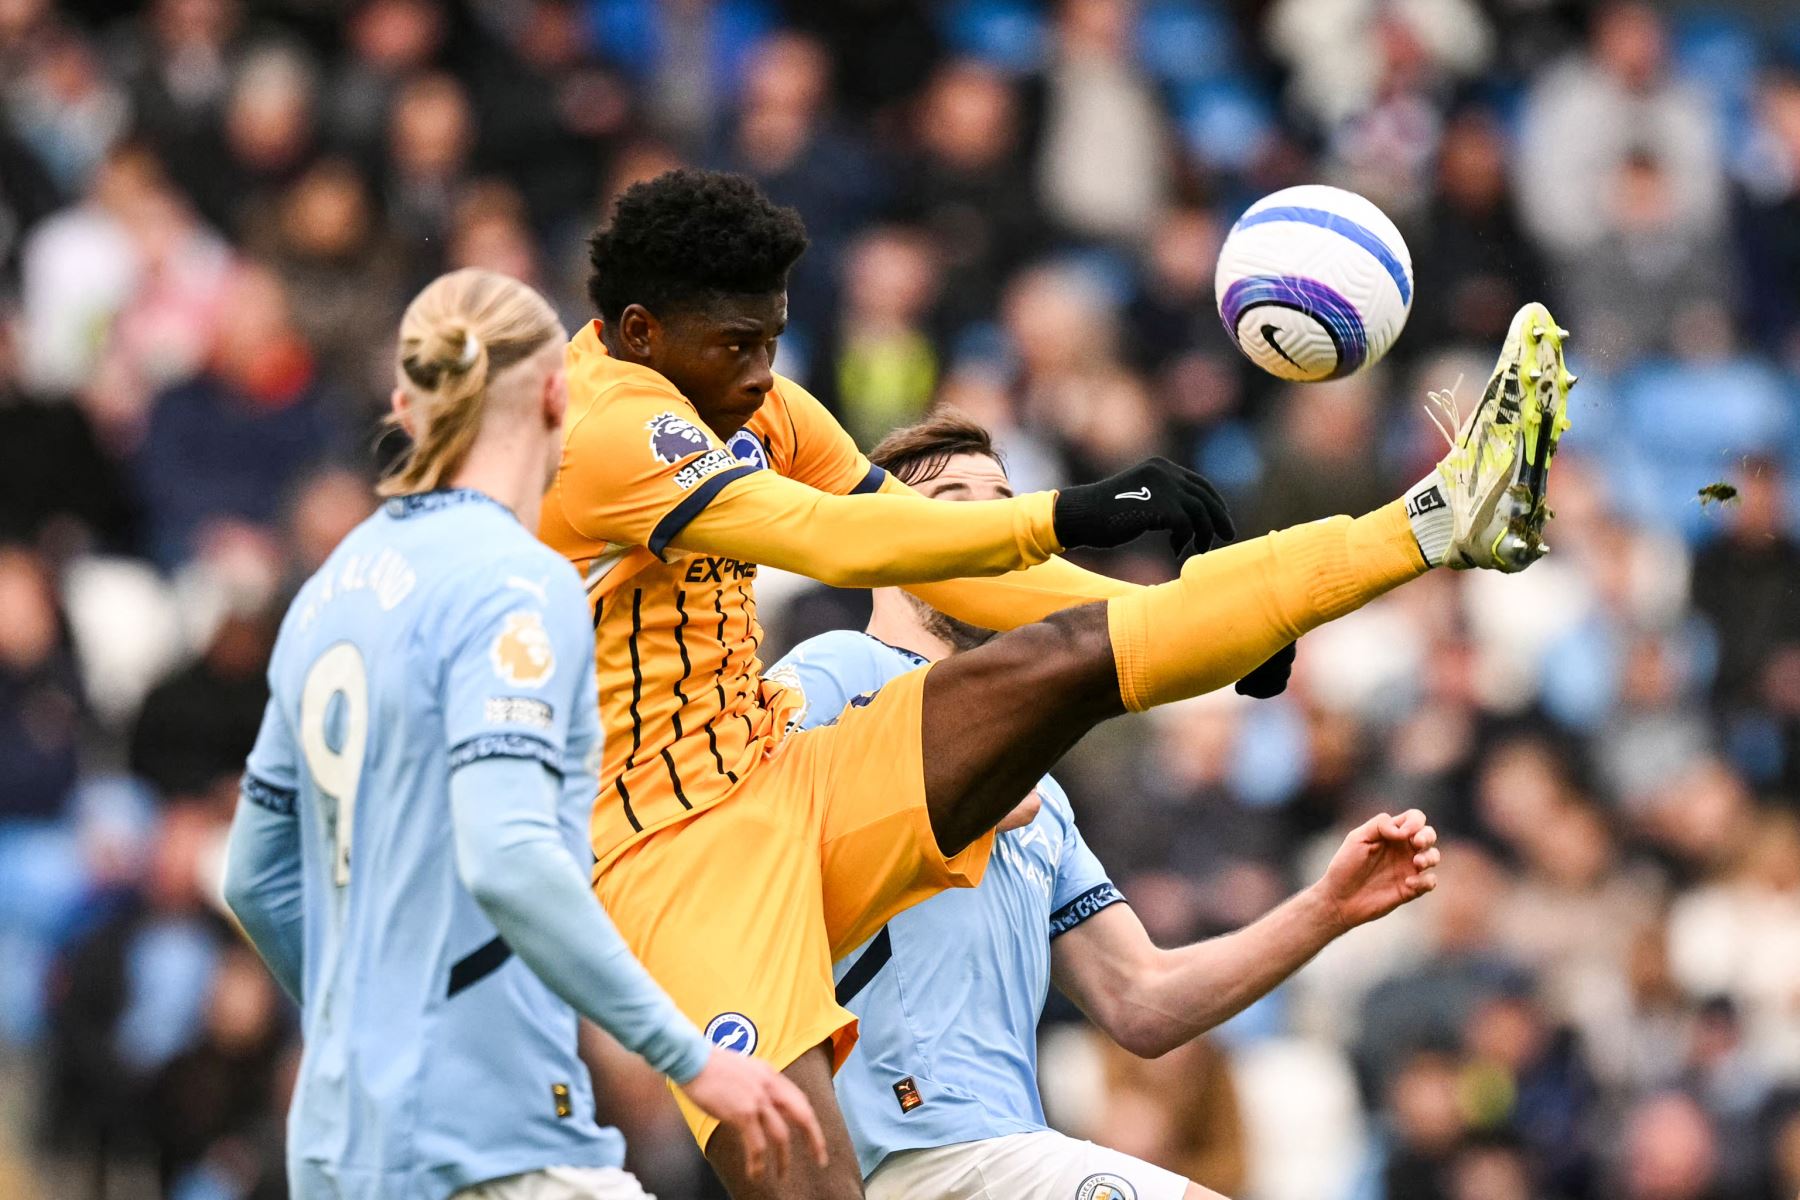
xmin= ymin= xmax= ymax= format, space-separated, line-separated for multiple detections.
xmin=1220 ymin=275 xmax=1369 ymax=377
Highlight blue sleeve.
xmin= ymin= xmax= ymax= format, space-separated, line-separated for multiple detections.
xmin=449 ymin=755 xmax=714 ymax=1084
xmin=1043 ymin=780 xmax=1124 ymax=939
xmin=440 ymin=564 xmax=585 ymax=776
xmin=224 ymin=698 xmax=306 ymax=1001
xmin=769 ymin=631 xmax=899 ymax=732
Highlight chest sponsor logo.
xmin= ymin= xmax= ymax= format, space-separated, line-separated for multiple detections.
xmin=684 ymin=556 xmax=757 ymax=584
xmin=728 ymin=428 xmax=770 ymax=470
xmin=1077 ymin=1175 xmax=1137 ymax=1200
xmin=491 ymin=611 xmax=555 ymax=688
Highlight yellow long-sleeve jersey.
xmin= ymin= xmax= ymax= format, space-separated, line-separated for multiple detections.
xmin=540 ymin=322 xmax=1111 ymax=870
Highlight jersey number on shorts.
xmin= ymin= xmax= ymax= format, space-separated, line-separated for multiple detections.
xmin=300 ymin=642 xmax=369 ymax=887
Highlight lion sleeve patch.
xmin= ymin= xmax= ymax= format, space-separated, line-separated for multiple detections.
xmin=491 ymin=611 xmax=556 ymax=688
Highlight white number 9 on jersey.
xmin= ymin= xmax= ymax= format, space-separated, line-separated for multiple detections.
xmin=301 ymin=642 xmax=369 ymax=887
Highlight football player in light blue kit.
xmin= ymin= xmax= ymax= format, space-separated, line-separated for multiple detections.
xmin=767 ymin=412 xmax=1443 ymax=1200
xmin=222 ymin=270 xmax=824 ymax=1200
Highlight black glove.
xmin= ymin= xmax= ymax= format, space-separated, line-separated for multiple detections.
xmin=1053 ymin=457 xmax=1236 ymax=560
xmin=1235 ymin=641 xmax=1297 ymax=698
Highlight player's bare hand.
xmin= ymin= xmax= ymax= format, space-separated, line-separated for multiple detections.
xmin=1312 ymin=809 xmax=1440 ymax=933
xmin=678 ymin=1047 xmax=828 ymax=1182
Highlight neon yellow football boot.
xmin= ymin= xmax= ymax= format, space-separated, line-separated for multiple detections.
xmin=1417 ymin=302 xmax=1575 ymax=572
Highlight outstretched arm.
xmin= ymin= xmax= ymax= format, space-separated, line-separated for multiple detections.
xmin=671 ymin=455 xmax=1233 ymax=589
xmin=669 ymin=468 xmax=1061 ymax=587
xmin=881 ymin=454 xmax=1144 ymax=628
xmin=552 ymin=377 xmax=1234 ymax=589
xmin=1053 ymin=810 xmax=1439 ymax=1058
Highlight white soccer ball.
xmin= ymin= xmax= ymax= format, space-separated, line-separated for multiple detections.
xmin=1214 ymin=184 xmax=1414 ymax=382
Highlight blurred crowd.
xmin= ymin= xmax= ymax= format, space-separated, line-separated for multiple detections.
xmin=1 ymin=0 xmax=1798 ymax=1197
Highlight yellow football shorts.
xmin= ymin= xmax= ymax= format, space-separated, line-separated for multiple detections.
xmin=591 ymin=663 xmax=995 ymax=1149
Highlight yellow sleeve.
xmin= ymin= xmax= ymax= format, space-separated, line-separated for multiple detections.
xmin=667 ymin=469 xmax=1061 ymax=586
xmin=555 ymin=385 xmax=754 ymax=554
xmin=773 ymin=376 xmax=884 ymax=496
xmin=882 ymin=473 xmax=1143 ymax=629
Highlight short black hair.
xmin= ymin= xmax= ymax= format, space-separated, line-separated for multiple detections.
xmin=868 ymin=408 xmax=1004 ymax=487
xmin=586 ymin=168 xmax=809 ymax=323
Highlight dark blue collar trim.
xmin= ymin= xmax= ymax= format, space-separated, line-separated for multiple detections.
xmin=859 ymin=632 xmax=931 ymax=667
xmin=383 ymin=488 xmax=517 ymax=522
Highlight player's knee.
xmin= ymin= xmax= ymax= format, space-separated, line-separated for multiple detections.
xmin=1035 ymin=603 xmax=1121 ymax=707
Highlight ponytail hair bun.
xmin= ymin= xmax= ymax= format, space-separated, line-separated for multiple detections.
xmin=381 ymin=270 xmax=562 ymax=497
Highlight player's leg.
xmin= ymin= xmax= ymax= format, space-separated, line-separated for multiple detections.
xmin=706 ymin=1042 xmax=865 ymax=1200
xmin=813 ymin=304 xmax=1572 ymax=946
xmin=923 ymin=302 xmax=1574 ymax=854
xmin=587 ymin=784 xmax=864 ymax=1200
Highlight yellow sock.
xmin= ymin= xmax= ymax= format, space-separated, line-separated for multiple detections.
xmin=1108 ymin=500 xmax=1428 ymax=712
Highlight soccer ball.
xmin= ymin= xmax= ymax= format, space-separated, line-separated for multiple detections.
xmin=1214 ymin=184 xmax=1414 ymax=382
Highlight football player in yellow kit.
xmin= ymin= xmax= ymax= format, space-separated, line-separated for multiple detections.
xmin=539 ymin=169 xmax=1572 ymax=1199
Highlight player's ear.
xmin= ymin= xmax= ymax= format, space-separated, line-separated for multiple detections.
xmin=617 ymin=305 xmax=656 ymax=359
xmin=542 ymin=366 xmax=568 ymax=430
xmin=390 ymin=387 xmax=416 ymax=437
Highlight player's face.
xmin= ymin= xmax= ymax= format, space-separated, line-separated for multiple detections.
xmin=903 ymin=451 xmax=1012 ymax=655
xmin=912 ymin=453 xmax=1013 ymax=504
xmin=637 ymin=292 xmax=788 ymax=439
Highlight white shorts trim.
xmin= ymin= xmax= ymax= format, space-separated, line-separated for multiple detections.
xmin=866 ymin=1130 xmax=1190 ymax=1200
xmin=451 ymin=1166 xmax=655 ymax=1200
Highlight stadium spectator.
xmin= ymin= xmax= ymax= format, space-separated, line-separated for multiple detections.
xmin=208 ymin=43 xmax=320 ymax=239
xmin=1517 ymin=2 xmax=1727 ymax=259
xmin=252 ymin=157 xmax=405 ymax=401
xmin=902 ymin=60 xmax=1042 ymax=334
xmin=114 ymin=0 xmax=245 ymax=200
xmin=1616 ymin=1091 xmax=1723 ymax=1200
xmin=472 ymin=0 xmax=633 ymax=237
xmin=132 ymin=262 xmax=340 ymax=567
xmin=1739 ymin=69 xmax=1800 ymax=360
xmin=1028 ymin=0 xmax=1172 ymax=246
xmin=0 ymin=546 xmax=83 ymax=822
xmin=819 ymin=223 xmax=942 ymax=444
xmin=325 ymin=0 xmax=445 ymax=159
xmin=382 ymin=71 xmax=474 ymax=257
xmin=128 ymin=597 xmax=272 ymax=807
xmin=1408 ymin=106 xmax=1554 ymax=353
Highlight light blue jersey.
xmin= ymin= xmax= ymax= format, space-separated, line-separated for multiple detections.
xmin=242 ymin=490 xmax=624 ymax=1199
xmin=769 ymin=630 xmax=1125 ymax=1178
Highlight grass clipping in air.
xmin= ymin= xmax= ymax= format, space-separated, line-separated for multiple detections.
xmin=1697 ymin=482 xmax=1740 ymax=509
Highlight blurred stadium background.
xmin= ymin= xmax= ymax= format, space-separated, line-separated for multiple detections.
xmin=2 ymin=0 xmax=1799 ymax=1197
